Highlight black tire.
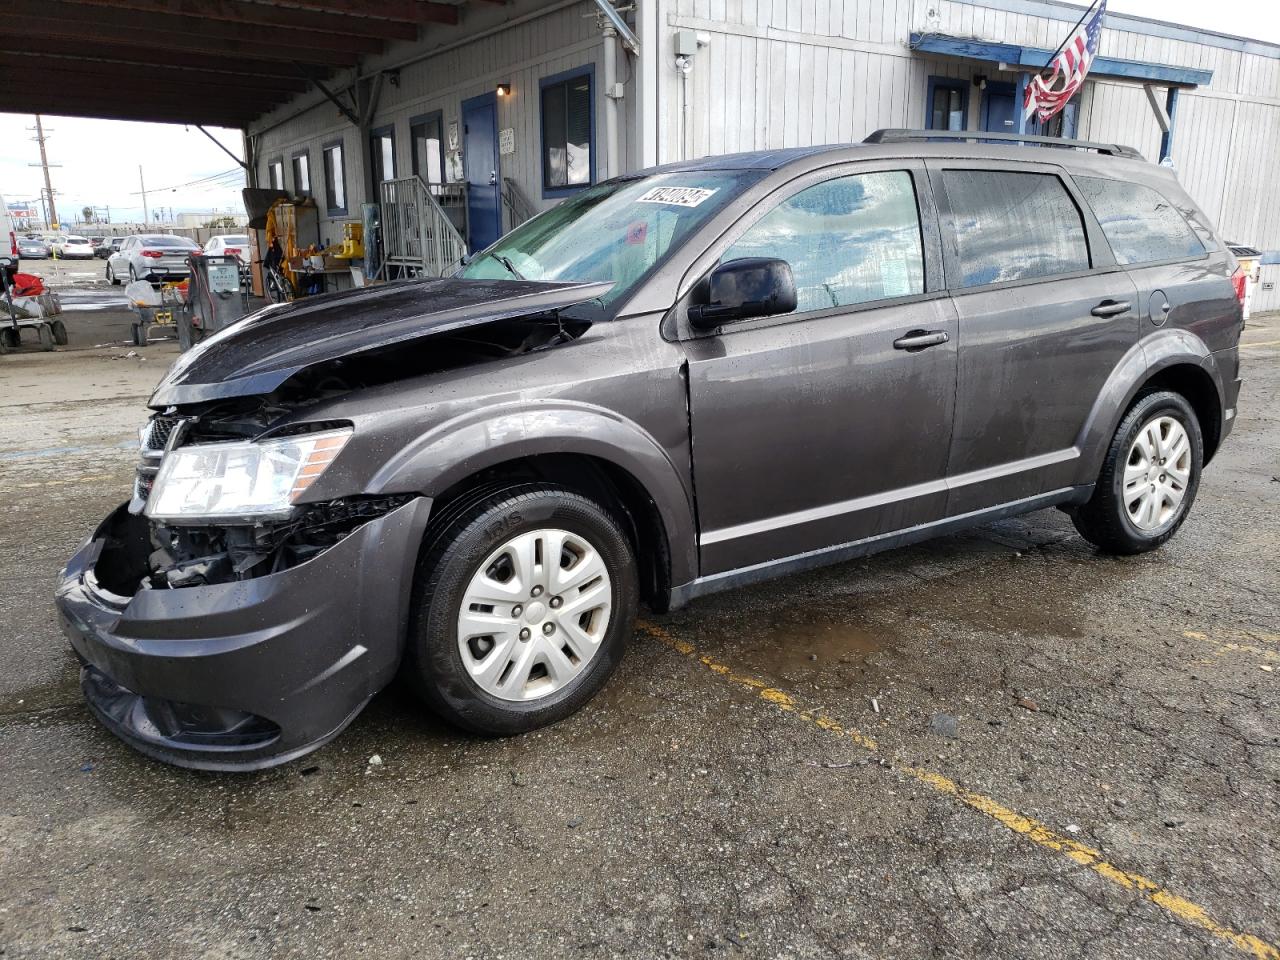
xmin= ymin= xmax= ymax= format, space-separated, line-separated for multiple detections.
xmin=128 ymin=264 xmax=137 ymax=283
xmin=0 ymin=327 xmax=18 ymax=350
xmin=1072 ymin=390 xmax=1203 ymax=554
xmin=37 ymin=323 xmax=55 ymax=351
xmin=402 ymin=483 xmax=638 ymax=736
xmin=107 ymin=263 xmax=120 ymax=285
xmin=132 ymin=323 xmax=147 ymax=347
xmin=50 ymin=319 xmax=68 ymax=346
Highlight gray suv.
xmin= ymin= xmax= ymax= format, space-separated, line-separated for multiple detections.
xmin=56 ymin=131 xmax=1244 ymax=770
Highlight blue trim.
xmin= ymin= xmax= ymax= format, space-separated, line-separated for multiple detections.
xmin=1014 ymin=73 xmax=1029 ymax=134
xmin=408 ymin=109 xmax=445 ymax=182
xmin=538 ymin=63 xmax=596 ymax=199
xmin=910 ymin=32 xmax=1213 ymax=87
xmin=925 ymin=75 xmax=970 ymax=131
xmin=1160 ymin=87 xmax=1178 ymax=163
xmin=369 ymin=123 xmax=396 ymax=188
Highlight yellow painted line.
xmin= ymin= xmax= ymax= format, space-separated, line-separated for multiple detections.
xmin=15 ymin=474 xmax=116 ymax=489
xmin=1184 ymin=631 xmax=1280 ymax=668
xmin=637 ymin=620 xmax=1280 ymax=960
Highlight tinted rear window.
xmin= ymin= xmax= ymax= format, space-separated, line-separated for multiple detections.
xmin=1074 ymin=176 xmax=1206 ymax=265
xmin=941 ymin=170 xmax=1090 ymax=288
xmin=143 ymin=236 xmax=197 ymax=248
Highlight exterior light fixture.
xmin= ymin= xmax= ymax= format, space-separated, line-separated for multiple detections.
xmin=496 ymin=83 xmax=512 ymax=97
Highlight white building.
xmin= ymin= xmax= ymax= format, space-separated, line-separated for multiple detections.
xmin=244 ymin=0 xmax=1280 ymax=273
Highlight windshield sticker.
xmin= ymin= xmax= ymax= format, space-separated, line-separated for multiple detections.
xmin=625 ymin=221 xmax=648 ymax=245
xmin=636 ymin=186 xmax=719 ymax=208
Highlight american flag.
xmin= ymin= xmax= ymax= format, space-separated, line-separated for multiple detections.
xmin=1023 ymin=0 xmax=1106 ymax=122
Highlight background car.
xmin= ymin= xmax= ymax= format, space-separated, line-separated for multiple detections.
xmin=94 ymin=237 xmax=121 ymax=258
xmin=17 ymin=237 xmax=50 ymax=259
xmin=0 ymin=196 xmax=16 ymax=282
xmin=52 ymin=235 xmax=95 ymax=259
xmin=106 ymin=234 xmax=202 ymax=284
xmin=203 ymin=234 xmax=251 ymax=266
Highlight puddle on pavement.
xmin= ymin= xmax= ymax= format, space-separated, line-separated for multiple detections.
xmin=1 ymin=660 xmax=83 ymax=719
xmin=745 ymin=606 xmax=893 ymax=677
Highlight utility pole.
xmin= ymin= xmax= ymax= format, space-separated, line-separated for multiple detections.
xmin=29 ymin=115 xmax=60 ymax=230
xmin=139 ymin=166 xmax=149 ymax=226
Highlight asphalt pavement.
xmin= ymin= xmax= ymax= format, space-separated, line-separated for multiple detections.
xmin=0 ymin=307 xmax=1276 ymax=960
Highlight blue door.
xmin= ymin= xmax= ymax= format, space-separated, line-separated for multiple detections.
xmin=980 ymin=81 xmax=1017 ymax=134
xmin=462 ymin=93 xmax=500 ymax=253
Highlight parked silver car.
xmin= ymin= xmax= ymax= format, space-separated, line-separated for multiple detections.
xmin=106 ymin=234 xmax=202 ymax=284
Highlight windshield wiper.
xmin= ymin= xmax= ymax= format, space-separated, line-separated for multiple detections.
xmin=491 ymin=253 xmax=527 ymax=281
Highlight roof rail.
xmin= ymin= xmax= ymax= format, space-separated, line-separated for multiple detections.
xmin=863 ymin=129 xmax=1145 ymax=161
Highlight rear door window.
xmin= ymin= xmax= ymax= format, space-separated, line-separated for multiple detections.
xmin=940 ymin=169 xmax=1089 ymax=288
xmin=723 ymin=170 xmax=925 ymax=314
xmin=1073 ymin=176 xmax=1206 ymax=265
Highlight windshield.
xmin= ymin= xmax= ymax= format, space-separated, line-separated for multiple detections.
xmin=459 ymin=170 xmax=762 ymax=315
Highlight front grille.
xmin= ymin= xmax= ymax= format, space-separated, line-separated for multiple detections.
xmin=143 ymin=415 xmax=181 ymax=452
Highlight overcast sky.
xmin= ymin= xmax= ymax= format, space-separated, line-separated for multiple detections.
xmin=0 ymin=0 xmax=1276 ymax=227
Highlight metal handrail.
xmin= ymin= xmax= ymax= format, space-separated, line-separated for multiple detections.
xmin=863 ymin=128 xmax=1145 ymax=160
xmin=502 ymin=177 xmax=538 ymax=231
xmin=378 ymin=175 xmax=469 ymax=279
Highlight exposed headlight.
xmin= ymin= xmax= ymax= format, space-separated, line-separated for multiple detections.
xmin=145 ymin=428 xmax=352 ymax=521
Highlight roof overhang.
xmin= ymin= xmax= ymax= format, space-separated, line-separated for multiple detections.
xmin=909 ymin=32 xmax=1213 ymax=88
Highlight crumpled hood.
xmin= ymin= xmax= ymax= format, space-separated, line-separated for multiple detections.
xmin=150 ymin=277 xmax=612 ymax=408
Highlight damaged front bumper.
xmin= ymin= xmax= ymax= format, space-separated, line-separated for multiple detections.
xmin=55 ymin=497 xmax=432 ymax=771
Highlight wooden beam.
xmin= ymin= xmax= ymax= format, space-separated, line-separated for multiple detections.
xmin=64 ymin=0 xmax=419 ymax=41
xmin=3 ymin=75 xmax=286 ymax=105
xmin=0 ymin=97 xmax=258 ymax=127
xmin=0 ymin=35 xmax=323 ymax=78
xmin=261 ymin=0 xmax=461 ymax=26
xmin=4 ymin=14 xmax=368 ymax=65
xmin=1 ymin=57 xmax=310 ymax=93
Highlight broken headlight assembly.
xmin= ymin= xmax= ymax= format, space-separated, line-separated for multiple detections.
xmin=145 ymin=427 xmax=352 ymax=522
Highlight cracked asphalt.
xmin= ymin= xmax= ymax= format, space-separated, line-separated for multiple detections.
xmin=0 ymin=307 xmax=1277 ymax=960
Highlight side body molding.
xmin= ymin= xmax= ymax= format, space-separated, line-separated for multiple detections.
xmin=366 ymin=399 xmax=699 ymax=588
xmin=1074 ymin=327 xmax=1223 ymax=480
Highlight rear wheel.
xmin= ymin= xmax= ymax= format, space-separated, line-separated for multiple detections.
xmin=106 ymin=263 xmax=119 ymax=285
xmin=50 ymin=319 xmax=68 ymax=346
xmin=37 ymin=323 xmax=55 ymax=351
xmin=403 ymin=484 xmax=638 ymax=735
xmin=1072 ymin=390 xmax=1203 ymax=554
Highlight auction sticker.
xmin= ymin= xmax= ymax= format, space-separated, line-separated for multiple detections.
xmin=636 ymin=186 xmax=718 ymax=207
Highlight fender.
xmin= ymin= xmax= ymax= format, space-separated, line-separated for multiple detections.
xmin=367 ymin=399 xmax=699 ymax=587
xmin=1075 ymin=327 xmax=1225 ymax=479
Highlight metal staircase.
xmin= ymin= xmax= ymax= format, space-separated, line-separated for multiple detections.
xmin=378 ymin=176 xmax=469 ymax=280
xmin=502 ymin=176 xmax=538 ymax=232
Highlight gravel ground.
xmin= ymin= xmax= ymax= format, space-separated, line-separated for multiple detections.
xmin=0 ymin=310 xmax=1276 ymax=960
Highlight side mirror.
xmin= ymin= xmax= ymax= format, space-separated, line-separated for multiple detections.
xmin=687 ymin=257 xmax=797 ymax=329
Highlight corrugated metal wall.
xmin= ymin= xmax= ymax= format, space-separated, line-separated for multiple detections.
xmin=658 ymin=0 xmax=1280 ymax=249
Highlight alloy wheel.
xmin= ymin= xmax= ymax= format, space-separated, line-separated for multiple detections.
xmin=1123 ymin=415 xmax=1191 ymax=530
xmin=457 ymin=527 xmax=612 ymax=702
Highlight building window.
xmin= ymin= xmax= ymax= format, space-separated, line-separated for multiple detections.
xmin=540 ymin=66 xmax=594 ymax=196
xmin=370 ymin=126 xmax=396 ymax=186
xmin=410 ymin=112 xmax=445 ymax=187
xmin=940 ymin=169 xmax=1090 ymax=287
xmin=927 ymin=77 xmax=968 ymax=131
xmin=267 ymin=158 xmax=284 ymax=190
xmin=724 ymin=171 xmax=925 ymax=314
xmin=322 ymin=141 xmax=347 ymax=215
xmin=290 ymin=150 xmax=311 ymax=196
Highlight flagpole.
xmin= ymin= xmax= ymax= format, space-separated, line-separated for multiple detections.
xmin=1036 ymin=0 xmax=1102 ymax=81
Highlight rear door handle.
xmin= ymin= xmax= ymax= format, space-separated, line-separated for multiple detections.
xmin=893 ymin=329 xmax=949 ymax=351
xmin=1090 ymin=299 xmax=1131 ymax=317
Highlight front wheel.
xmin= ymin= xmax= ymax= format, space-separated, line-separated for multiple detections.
xmin=106 ymin=263 xmax=119 ymax=285
xmin=403 ymin=484 xmax=638 ymax=735
xmin=1072 ymin=390 xmax=1203 ymax=554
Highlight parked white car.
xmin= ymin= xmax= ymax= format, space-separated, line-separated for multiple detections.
xmin=106 ymin=234 xmax=202 ymax=285
xmin=51 ymin=235 xmax=95 ymax=259
xmin=203 ymin=234 xmax=250 ymax=266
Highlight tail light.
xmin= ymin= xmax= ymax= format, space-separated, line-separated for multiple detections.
xmin=8 ymin=231 xmax=16 ymax=256
xmin=1231 ymin=266 xmax=1247 ymax=306
xmin=141 ymin=249 xmax=164 ymax=258
xmin=224 ymin=248 xmax=241 ymax=256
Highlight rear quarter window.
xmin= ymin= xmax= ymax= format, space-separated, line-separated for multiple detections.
xmin=1074 ymin=176 xmax=1206 ymax=265
xmin=940 ymin=170 xmax=1090 ymax=288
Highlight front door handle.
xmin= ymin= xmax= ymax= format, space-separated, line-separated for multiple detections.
xmin=893 ymin=329 xmax=950 ymax=351
xmin=1091 ymin=299 xmax=1132 ymax=317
